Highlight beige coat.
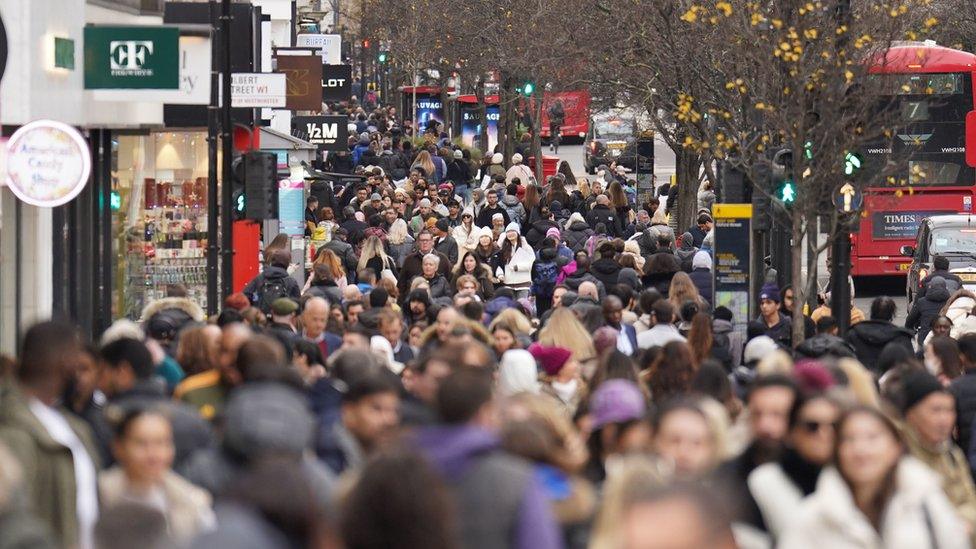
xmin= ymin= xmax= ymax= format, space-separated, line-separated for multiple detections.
xmin=99 ymin=468 xmax=214 ymax=543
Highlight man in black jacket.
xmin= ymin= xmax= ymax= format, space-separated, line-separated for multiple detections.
xmin=586 ymin=194 xmax=623 ymax=237
xmin=398 ymin=230 xmax=450 ymax=299
xmin=920 ymin=255 xmax=964 ymax=298
xmin=476 ymin=189 xmax=509 ymax=228
xmin=321 ymin=227 xmax=359 ymax=278
xmin=845 ymin=296 xmax=914 ymax=374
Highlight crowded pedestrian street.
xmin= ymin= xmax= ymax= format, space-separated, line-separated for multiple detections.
xmin=3 ymin=1 xmax=976 ymax=548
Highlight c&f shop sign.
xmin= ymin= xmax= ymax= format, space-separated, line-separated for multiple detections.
xmin=84 ymin=26 xmax=179 ymax=89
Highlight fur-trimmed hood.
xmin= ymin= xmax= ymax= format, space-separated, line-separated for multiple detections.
xmin=140 ymin=296 xmax=206 ymax=322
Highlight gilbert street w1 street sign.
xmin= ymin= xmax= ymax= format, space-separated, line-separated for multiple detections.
xmin=833 ymin=183 xmax=863 ymax=213
xmin=230 ymin=73 xmax=287 ymax=108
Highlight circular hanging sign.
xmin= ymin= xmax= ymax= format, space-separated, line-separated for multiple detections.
xmin=6 ymin=120 xmax=91 ymax=207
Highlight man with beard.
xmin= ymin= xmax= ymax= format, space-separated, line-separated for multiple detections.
xmin=714 ymin=375 xmax=797 ymax=537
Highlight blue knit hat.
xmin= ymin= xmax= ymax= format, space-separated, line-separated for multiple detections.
xmin=759 ymin=283 xmax=781 ymax=303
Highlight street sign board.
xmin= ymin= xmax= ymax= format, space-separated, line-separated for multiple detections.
xmin=713 ymin=204 xmax=752 ymax=336
xmin=84 ymin=26 xmax=180 ymax=89
xmin=231 ymin=73 xmax=286 ymax=108
xmin=6 ymin=121 xmax=91 ymax=207
xmin=321 ymin=64 xmax=352 ymax=102
xmin=292 ymin=115 xmax=348 ymax=151
xmin=296 ymin=34 xmax=341 ymax=64
xmin=832 ymin=183 xmax=863 ymax=213
xmin=275 ymin=55 xmax=324 ymax=111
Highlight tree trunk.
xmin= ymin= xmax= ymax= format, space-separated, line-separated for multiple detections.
xmin=674 ymin=146 xmax=701 ymax=235
xmin=532 ymin=93 xmax=544 ymax=184
xmin=476 ymin=76 xmax=489 ymax=154
xmin=439 ymin=75 xmax=452 ymax=138
xmin=791 ymin=214 xmax=807 ymax=346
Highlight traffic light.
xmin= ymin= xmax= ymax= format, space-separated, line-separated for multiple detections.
xmin=362 ymin=39 xmax=370 ymax=49
xmin=844 ymin=151 xmax=863 ymax=176
xmin=518 ymin=80 xmax=535 ymax=96
xmin=233 ymin=152 xmax=279 ymax=221
xmin=377 ymin=51 xmax=388 ymax=63
xmin=777 ymin=180 xmax=797 ymax=204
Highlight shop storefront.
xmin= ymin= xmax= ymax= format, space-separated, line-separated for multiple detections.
xmin=111 ymin=131 xmax=215 ymax=319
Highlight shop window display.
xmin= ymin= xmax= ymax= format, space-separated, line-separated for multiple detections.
xmin=112 ymin=133 xmax=215 ymax=319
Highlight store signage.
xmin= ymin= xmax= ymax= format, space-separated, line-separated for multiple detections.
xmin=93 ymin=36 xmax=211 ymax=104
xmin=296 ymin=34 xmax=341 ymax=65
xmin=5 ymin=120 xmax=92 ymax=207
xmin=231 ymin=73 xmax=287 ymax=108
xmin=275 ymin=55 xmax=324 ymax=111
xmin=84 ymin=26 xmax=179 ymax=89
xmin=713 ymin=204 xmax=752 ymax=336
xmin=292 ymin=115 xmax=348 ymax=151
xmin=321 ymin=64 xmax=352 ymax=102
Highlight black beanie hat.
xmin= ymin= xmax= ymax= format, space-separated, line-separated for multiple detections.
xmin=901 ymin=370 xmax=949 ymax=415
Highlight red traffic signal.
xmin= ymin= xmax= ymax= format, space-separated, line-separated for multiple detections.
xmin=362 ymin=39 xmax=370 ymax=49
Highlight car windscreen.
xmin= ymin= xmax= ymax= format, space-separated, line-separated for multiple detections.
xmin=929 ymin=226 xmax=976 ymax=255
xmin=594 ymin=118 xmax=634 ymax=140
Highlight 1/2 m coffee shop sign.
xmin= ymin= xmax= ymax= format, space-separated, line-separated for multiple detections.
xmin=84 ymin=26 xmax=179 ymax=89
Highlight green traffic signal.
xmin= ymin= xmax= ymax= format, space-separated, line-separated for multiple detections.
xmin=520 ymin=81 xmax=535 ymax=96
xmin=110 ymin=190 xmax=121 ymax=210
xmin=378 ymin=52 xmax=388 ymax=63
xmin=778 ymin=180 xmax=796 ymax=204
xmin=844 ymin=151 xmax=863 ymax=176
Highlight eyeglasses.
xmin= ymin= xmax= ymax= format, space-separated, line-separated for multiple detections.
xmin=799 ymin=420 xmax=837 ymax=434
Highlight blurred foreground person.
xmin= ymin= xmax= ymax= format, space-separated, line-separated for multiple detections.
xmin=779 ymin=407 xmax=969 ymax=549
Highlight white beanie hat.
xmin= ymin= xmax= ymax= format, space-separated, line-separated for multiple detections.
xmin=692 ymin=250 xmax=713 ymax=270
xmin=505 ymin=221 xmax=521 ymax=233
xmin=744 ymin=336 xmax=778 ymax=365
xmin=512 ymin=153 xmax=523 ymax=164
xmin=491 ymin=153 xmax=503 ymax=164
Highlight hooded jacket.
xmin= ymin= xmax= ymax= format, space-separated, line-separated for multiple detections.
xmin=526 ymin=219 xmax=560 ymax=248
xmin=844 ymin=319 xmax=914 ymax=373
xmin=712 ymin=318 xmax=743 ymax=368
xmin=242 ymin=266 xmax=301 ymax=306
xmin=906 ymin=276 xmax=951 ymax=343
xmin=415 ymin=426 xmax=562 ymax=549
xmin=675 ymin=232 xmax=699 ymax=272
xmin=502 ymin=195 xmax=527 ymax=226
xmin=563 ymin=218 xmax=594 ymax=254
xmin=585 ymin=204 xmax=622 ymax=237
xmin=589 ymin=257 xmax=622 ymax=289
xmin=778 ymin=458 xmax=968 ymax=549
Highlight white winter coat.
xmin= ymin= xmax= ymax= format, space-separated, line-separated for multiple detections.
xmin=778 ymin=458 xmax=970 ymax=549
xmin=748 ymin=462 xmax=807 ymax=543
xmin=495 ymin=236 xmax=535 ymax=287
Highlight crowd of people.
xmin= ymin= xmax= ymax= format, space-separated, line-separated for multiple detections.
xmin=4 ymin=102 xmax=976 ymax=549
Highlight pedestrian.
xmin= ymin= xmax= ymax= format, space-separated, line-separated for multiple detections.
xmin=494 ymin=223 xmax=535 ymax=298
xmin=531 ymin=343 xmax=586 ymax=416
xmin=779 ymin=407 xmax=969 ymax=549
xmin=751 ymin=284 xmax=792 ymax=349
xmin=242 ymin=249 xmax=301 ymax=313
xmin=651 ymin=398 xmax=724 ymax=479
xmin=845 ymin=296 xmax=914 ymax=374
xmin=906 ymin=276 xmax=952 ymax=344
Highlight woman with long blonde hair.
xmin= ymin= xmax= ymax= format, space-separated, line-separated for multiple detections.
xmin=412 ymin=150 xmax=437 ymax=183
xmin=489 ymin=308 xmax=535 ymax=339
xmin=668 ymin=271 xmax=708 ymax=310
xmin=358 ymin=235 xmax=397 ymax=280
xmin=537 ymin=308 xmax=597 ymax=365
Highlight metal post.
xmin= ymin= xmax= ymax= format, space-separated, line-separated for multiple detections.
xmin=831 ymin=215 xmax=853 ymax=336
xmin=220 ymin=0 xmax=234 ymax=302
xmin=206 ymin=0 xmax=219 ymax=317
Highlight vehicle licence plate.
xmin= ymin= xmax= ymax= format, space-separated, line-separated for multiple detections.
xmin=959 ymin=273 xmax=976 ymax=282
xmin=897 ymin=263 xmax=911 ymax=271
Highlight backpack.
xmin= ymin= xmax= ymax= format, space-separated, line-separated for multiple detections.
xmin=531 ymin=261 xmax=559 ymax=298
xmin=586 ymin=234 xmax=609 ymax=257
xmin=256 ymin=275 xmax=289 ymax=313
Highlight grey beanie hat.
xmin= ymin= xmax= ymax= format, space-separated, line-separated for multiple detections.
xmin=223 ymin=383 xmax=314 ymax=459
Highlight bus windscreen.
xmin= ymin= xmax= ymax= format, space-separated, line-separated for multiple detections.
xmin=861 ymin=72 xmax=974 ymax=187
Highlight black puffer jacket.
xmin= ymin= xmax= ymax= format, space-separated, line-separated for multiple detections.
xmin=526 ymin=219 xmax=560 ymax=248
xmin=905 ymin=276 xmax=951 ymax=344
xmin=590 ymin=258 xmax=622 ymax=289
xmin=794 ymin=334 xmax=856 ymax=360
xmin=844 ymin=320 xmax=914 ymax=374
xmin=586 ymin=204 xmax=623 ymax=237
xmin=563 ymin=221 xmax=594 ymax=254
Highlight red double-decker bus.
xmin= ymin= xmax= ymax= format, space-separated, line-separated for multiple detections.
xmin=851 ymin=42 xmax=976 ymax=277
